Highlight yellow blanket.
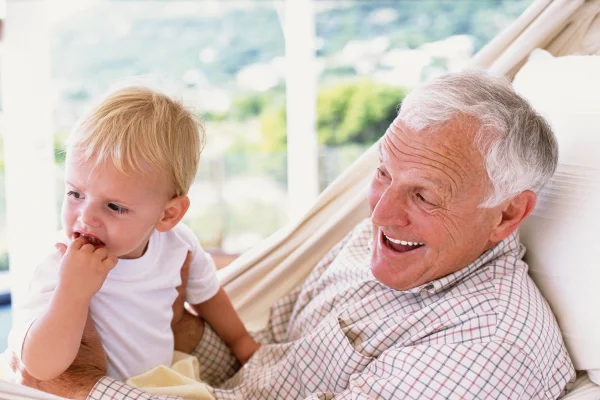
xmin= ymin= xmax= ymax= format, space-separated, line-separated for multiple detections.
xmin=125 ymin=351 xmax=214 ymax=400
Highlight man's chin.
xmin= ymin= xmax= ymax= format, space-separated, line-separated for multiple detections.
xmin=371 ymin=257 xmax=402 ymax=290
xmin=371 ymin=254 xmax=426 ymax=291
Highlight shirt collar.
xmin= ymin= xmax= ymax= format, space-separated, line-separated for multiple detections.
xmin=400 ymin=229 xmax=525 ymax=295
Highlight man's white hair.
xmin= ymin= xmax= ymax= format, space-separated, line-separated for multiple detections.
xmin=398 ymin=69 xmax=558 ymax=208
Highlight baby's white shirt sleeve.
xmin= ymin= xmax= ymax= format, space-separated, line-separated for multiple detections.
xmin=176 ymin=224 xmax=220 ymax=305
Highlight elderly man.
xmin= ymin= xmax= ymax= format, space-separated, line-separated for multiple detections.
xmin=11 ymin=70 xmax=575 ymax=399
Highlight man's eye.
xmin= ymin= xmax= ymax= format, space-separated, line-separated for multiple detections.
xmin=108 ymin=203 xmax=128 ymax=214
xmin=416 ymin=193 xmax=434 ymax=205
xmin=67 ymin=190 xmax=82 ymax=199
xmin=376 ymin=168 xmax=387 ymax=178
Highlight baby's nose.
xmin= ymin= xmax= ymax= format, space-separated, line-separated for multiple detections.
xmin=78 ymin=206 xmax=102 ymax=228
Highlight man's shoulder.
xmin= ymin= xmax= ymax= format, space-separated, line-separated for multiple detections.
xmin=428 ymin=255 xmax=573 ymax=394
xmin=472 ymin=252 xmax=557 ymax=338
xmin=478 ymin=255 xmax=573 ymax=386
xmin=482 ymin=255 xmax=551 ymax=337
xmin=438 ymin=251 xmax=563 ymax=349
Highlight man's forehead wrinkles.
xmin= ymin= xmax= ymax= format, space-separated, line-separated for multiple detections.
xmin=425 ymin=146 xmax=466 ymax=189
xmin=390 ymin=117 xmax=478 ymax=175
xmin=397 ymin=129 xmax=469 ymax=182
xmin=431 ymin=142 xmax=472 ymax=178
xmin=382 ymin=138 xmax=456 ymax=192
xmin=381 ymin=138 xmax=459 ymax=197
xmin=388 ymin=134 xmax=463 ymax=192
xmin=382 ymin=133 xmax=412 ymax=160
xmin=405 ymin=158 xmax=459 ymax=197
xmin=435 ymin=134 xmax=481 ymax=176
xmin=424 ymin=162 xmax=460 ymax=195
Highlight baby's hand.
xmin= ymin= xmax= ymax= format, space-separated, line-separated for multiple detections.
xmin=55 ymin=237 xmax=118 ymax=301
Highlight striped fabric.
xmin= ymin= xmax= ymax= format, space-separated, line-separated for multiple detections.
xmin=89 ymin=219 xmax=575 ymax=400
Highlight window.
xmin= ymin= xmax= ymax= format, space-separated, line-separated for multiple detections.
xmin=0 ymin=0 xmax=531 ymax=352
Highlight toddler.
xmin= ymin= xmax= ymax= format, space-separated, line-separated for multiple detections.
xmin=9 ymin=87 xmax=259 ymax=381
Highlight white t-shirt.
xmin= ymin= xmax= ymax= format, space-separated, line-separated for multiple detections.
xmin=8 ymin=223 xmax=220 ymax=381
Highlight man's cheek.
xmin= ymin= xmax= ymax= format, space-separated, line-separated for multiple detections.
xmin=367 ymin=182 xmax=382 ymax=215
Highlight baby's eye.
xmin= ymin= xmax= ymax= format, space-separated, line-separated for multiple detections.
xmin=108 ymin=203 xmax=128 ymax=214
xmin=67 ymin=190 xmax=82 ymax=199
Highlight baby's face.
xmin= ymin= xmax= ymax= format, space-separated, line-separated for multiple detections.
xmin=61 ymin=152 xmax=172 ymax=259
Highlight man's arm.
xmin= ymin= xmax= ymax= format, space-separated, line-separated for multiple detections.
xmin=87 ymin=378 xmax=182 ymax=400
xmin=302 ymin=342 xmax=572 ymax=400
xmin=9 ymin=313 xmax=108 ymax=400
xmin=87 ymin=340 xmax=561 ymax=400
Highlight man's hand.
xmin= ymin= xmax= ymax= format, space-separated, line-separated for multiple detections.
xmin=56 ymin=237 xmax=118 ymax=301
xmin=9 ymin=313 xmax=107 ymax=400
xmin=172 ymin=251 xmax=205 ymax=354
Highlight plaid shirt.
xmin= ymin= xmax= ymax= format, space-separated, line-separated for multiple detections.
xmin=89 ymin=219 xmax=575 ymax=400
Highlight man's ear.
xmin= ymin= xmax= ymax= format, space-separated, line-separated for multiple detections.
xmin=156 ymin=195 xmax=190 ymax=232
xmin=489 ymin=190 xmax=537 ymax=243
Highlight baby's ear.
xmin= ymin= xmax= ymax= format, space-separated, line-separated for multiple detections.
xmin=156 ymin=195 xmax=190 ymax=232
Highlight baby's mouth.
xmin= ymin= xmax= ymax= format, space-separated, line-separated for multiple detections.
xmin=74 ymin=232 xmax=106 ymax=248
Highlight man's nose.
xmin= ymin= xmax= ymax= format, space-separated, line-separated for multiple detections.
xmin=78 ymin=203 xmax=102 ymax=228
xmin=371 ymin=187 xmax=410 ymax=227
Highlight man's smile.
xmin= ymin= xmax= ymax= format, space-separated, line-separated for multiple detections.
xmin=381 ymin=230 xmax=425 ymax=253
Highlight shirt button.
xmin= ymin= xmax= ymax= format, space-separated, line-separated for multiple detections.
xmin=424 ymin=284 xmax=434 ymax=291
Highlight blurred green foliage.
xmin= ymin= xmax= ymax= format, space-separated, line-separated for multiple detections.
xmin=205 ymin=86 xmax=285 ymax=122
xmin=260 ymin=80 xmax=406 ymax=151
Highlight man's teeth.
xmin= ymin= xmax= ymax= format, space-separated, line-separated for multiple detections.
xmin=384 ymin=234 xmax=423 ymax=246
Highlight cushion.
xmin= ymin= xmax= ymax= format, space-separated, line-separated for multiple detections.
xmin=512 ymin=49 xmax=600 ymax=384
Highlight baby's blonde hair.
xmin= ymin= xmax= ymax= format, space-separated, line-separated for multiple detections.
xmin=68 ymin=86 xmax=204 ymax=197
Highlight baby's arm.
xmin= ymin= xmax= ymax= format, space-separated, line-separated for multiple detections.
xmin=22 ymin=285 xmax=91 ymax=380
xmin=191 ymin=287 xmax=259 ymax=364
xmin=21 ymin=237 xmax=117 ymax=380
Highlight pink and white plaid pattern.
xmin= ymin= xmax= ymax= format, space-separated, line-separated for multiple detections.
xmin=89 ymin=219 xmax=575 ymax=400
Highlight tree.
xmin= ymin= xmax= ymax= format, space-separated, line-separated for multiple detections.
xmin=260 ymin=80 xmax=407 ymax=151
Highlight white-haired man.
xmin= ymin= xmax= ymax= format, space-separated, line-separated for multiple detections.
xmin=12 ymin=70 xmax=575 ymax=399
